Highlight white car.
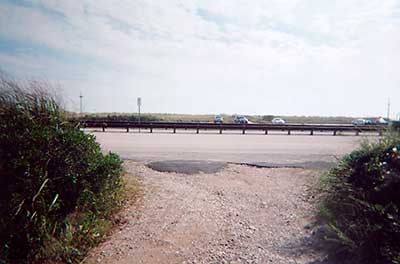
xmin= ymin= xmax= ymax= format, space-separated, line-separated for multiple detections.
xmin=376 ymin=117 xmax=389 ymax=125
xmin=271 ymin=118 xmax=286 ymax=124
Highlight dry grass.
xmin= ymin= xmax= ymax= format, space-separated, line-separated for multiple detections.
xmin=72 ymin=112 xmax=357 ymax=124
xmin=122 ymin=170 xmax=142 ymax=206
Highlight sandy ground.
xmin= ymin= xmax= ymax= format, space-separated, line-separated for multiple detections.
xmin=84 ymin=161 xmax=324 ymax=264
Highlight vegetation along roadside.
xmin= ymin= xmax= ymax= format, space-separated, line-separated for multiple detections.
xmin=317 ymin=132 xmax=400 ymax=264
xmin=0 ymin=77 xmax=137 ymax=264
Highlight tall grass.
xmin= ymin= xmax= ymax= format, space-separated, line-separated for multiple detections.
xmin=0 ymin=77 xmax=124 ymax=263
xmin=318 ymin=132 xmax=400 ymax=264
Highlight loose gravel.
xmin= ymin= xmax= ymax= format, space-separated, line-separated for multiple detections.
xmin=84 ymin=161 xmax=325 ymax=264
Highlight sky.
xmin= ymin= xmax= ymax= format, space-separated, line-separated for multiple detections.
xmin=0 ymin=0 xmax=400 ymax=117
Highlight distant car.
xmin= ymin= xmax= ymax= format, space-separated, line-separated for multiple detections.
xmin=234 ymin=115 xmax=249 ymax=124
xmin=376 ymin=117 xmax=389 ymax=125
xmin=365 ymin=119 xmax=373 ymax=125
xmin=352 ymin=118 xmax=368 ymax=126
xmin=271 ymin=118 xmax=286 ymax=124
xmin=214 ymin=115 xmax=224 ymax=124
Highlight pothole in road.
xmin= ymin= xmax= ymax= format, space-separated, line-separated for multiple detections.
xmin=146 ymin=160 xmax=336 ymax=174
xmin=147 ymin=160 xmax=227 ymax=174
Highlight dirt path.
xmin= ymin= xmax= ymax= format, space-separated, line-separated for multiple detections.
xmin=85 ymin=161 xmax=323 ymax=264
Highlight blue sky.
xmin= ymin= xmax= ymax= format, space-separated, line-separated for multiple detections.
xmin=1 ymin=0 xmax=400 ymax=117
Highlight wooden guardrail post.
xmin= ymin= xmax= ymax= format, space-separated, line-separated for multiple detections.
xmin=333 ymin=130 xmax=337 ymax=136
xmin=242 ymin=125 xmax=245 ymax=134
xmin=196 ymin=126 xmax=199 ymax=134
xmin=126 ymin=123 xmax=129 ymax=133
xmin=173 ymin=126 xmax=176 ymax=134
xmin=219 ymin=125 xmax=222 ymax=134
xmin=102 ymin=123 xmax=106 ymax=132
xmin=150 ymin=123 xmax=153 ymax=133
xmin=310 ymin=130 xmax=313 ymax=135
xmin=265 ymin=130 xmax=268 ymax=135
xmin=288 ymin=129 xmax=291 ymax=135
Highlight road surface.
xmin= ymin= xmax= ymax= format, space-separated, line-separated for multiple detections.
xmin=92 ymin=131 xmax=370 ymax=166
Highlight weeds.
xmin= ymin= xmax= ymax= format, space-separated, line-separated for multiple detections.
xmin=0 ymin=77 xmax=125 ymax=263
xmin=318 ymin=131 xmax=400 ymax=264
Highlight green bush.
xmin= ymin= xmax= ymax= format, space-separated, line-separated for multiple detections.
xmin=0 ymin=78 xmax=124 ymax=263
xmin=319 ymin=133 xmax=400 ymax=264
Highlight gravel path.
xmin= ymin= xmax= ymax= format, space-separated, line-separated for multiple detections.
xmin=85 ymin=161 xmax=323 ymax=264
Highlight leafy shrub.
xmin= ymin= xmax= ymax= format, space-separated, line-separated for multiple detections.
xmin=0 ymin=78 xmax=124 ymax=263
xmin=319 ymin=133 xmax=400 ymax=264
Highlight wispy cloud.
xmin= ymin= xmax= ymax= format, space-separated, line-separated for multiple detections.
xmin=0 ymin=0 xmax=399 ymax=116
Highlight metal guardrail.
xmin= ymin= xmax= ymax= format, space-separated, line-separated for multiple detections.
xmin=73 ymin=120 xmax=387 ymax=136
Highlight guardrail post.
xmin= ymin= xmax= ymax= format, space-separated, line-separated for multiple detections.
xmin=102 ymin=125 xmax=105 ymax=132
xmin=219 ymin=128 xmax=222 ymax=134
xmin=333 ymin=130 xmax=337 ymax=136
xmin=265 ymin=130 xmax=268 ymax=135
xmin=242 ymin=126 xmax=245 ymax=134
xmin=196 ymin=127 xmax=199 ymax=134
xmin=288 ymin=130 xmax=291 ymax=135
xmin=310 ymin=130 xmax=313 ymax=136
xmin=173 ymin=126 xmax=176 ymax=134
xmin=150 ymin=124 xmax=153 ymax=133
xmin=126 ymin=124 xmax=129 ymax=133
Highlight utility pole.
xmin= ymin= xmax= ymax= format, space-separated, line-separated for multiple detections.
xmin=387 ymin=98 xmax=391 ymax=120
xmin=79 ymin=92 xmax=83 ymax=116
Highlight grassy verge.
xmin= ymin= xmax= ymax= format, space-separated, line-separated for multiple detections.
xmin=80 ymin=170 xmax=142 ymax=264
xmin=74 ymin=112 xmax=356 ymax=124
xmin=0 ymin=77 xmax=137 ymax=263
xmin=317 ymin=132 xmax=400 ymax=264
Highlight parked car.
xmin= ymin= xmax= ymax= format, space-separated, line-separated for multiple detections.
xmin=214 ymin=115 xmax=224 ymax=124
xmin=234 ymin=115 xmax=249 ymax=124
xmin=352 ymin=118 xmax=369 ymax=126
xmin=271 ymin=118 xmax=286 ymax=124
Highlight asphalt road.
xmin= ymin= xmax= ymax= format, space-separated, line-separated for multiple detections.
xmin=92 ymin=131 xmax=372 ymax=169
